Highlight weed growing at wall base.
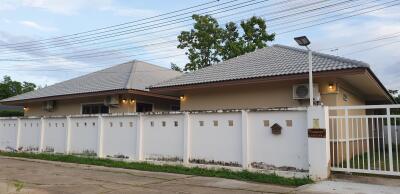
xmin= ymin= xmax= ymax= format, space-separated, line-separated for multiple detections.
xmin=0 ymin=152 xmax=312 ymax=186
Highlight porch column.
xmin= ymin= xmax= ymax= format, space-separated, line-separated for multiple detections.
xmin=307 ymin=106 xmax=330 ymax=180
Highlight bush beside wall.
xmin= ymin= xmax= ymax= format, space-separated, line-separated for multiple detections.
xmin=0 ymin=110 xmax=24 ymax=117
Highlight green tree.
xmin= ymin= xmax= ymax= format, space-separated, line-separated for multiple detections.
xmin=178 ymin=14 xmax=223 ymax=71
xmin=0 ymin=76 xmax=36 ymax=100
xmin=178 ymin=15 xmax=275 ymax=71
xmin=170 ymin=63 xmax=183 ymax=72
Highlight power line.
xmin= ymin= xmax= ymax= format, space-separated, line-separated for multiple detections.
xmin=0 ymin=0 xmax=385 ymax=63
xmin=343 ymin=39 xmax=400 ymax=55
xmin=0 ymin=0 xmax=353 ymax=61
xmin=278 ymin=0 xmax=400 ymax=34
xmin=0 ymin=0 xmax=222 ymax=47
xmin=0 ymin=0 xmax=398 ymax=71
xmin=0 ymin=0 xmax=266 ymax=51
xmin=0 ymin=0 xmax=279 ymax=56
xmin=318 ymin=31 xmax=400 ymax=51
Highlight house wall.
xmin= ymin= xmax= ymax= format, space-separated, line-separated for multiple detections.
xmin=180 ymin=79 xmax=366 ymax=111
xmin=23 ymin=95 xmax=179 ymax=116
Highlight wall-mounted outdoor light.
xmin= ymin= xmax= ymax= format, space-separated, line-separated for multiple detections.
xmin=122 ymin=99 xmax=127 ymax=104
xmin=328 ymin=83 xmax=334 ymax=90
xmin=129 ymin=99 xmax=135 ymax=104
xmin=23 ymin=107 xmax=28 ymax=111
xmin=180 ymin=95 xmax=185 ymax=100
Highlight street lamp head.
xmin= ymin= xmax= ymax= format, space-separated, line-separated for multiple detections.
xmin=294 ymin=36 xmax=311 ymax=47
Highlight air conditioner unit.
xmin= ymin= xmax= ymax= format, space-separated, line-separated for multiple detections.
xmin=293 ymin=84 xmax=320 ymax=100
xmin=104 ymin=96 xmax=119 ymax=106
xmin=43 ymin=101 xmax=55 ymax=112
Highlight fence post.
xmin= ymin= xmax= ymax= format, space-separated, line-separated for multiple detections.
xmin=97 ymin=115 xmax=104 ymax=158
xmin=39 ymin=117 xmax=45 ymax=152
xmin=345 ymin=108 xmax=350 ymax=170
xmin=16 ymin=118 xmax=21 ymax=150
xmin=136 ymin=113 xmax=143 ymax=161
xmin=241 ymin=110 xmax=249 ymax=169
xmin=307 ymin=106 xmax=330 ymax=180
xmin=183 ymin=112 xmax=191 ymax=164
xmin=387 ymin=108 xmax=394 ymax=172
xmin=65 ymin=116 xmax=72 ymax=154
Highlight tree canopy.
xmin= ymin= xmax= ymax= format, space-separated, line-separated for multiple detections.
xmin=0 ymin=76 xmax=37 ymax=100
xmin=175 ymin=15 xmax=275 ymax=71
xmin=389 ymin=89 xmax=400 ymax=103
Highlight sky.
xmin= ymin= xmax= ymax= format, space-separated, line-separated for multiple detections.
xmin=0 ymin=0 xmax=399 ymax=91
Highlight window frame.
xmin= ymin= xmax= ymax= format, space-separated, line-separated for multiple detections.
xmin=80 ymin=102 xmax=109 ymax=115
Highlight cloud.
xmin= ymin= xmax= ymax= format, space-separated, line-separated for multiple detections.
xmin=100 ymin=6 xmax=159 ymax=18
xmin=2 ymin=0 xmax=158 ymax=17
xmin=19 ymin=20 xmax=57 ymax=32
xmin=21 ymin=0 xmax=113 ymax=15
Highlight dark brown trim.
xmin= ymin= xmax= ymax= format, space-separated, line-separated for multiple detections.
xmin=1 ymin=89 xmax=179 ymax=105
xmin=364 ymin=68 xmax=396 ymax=104
xmin=150 ymin=68 xmax=367 ymax=92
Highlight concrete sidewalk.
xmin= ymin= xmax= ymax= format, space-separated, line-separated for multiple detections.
xmin=298 ymin=174 xmax=400 ymax=194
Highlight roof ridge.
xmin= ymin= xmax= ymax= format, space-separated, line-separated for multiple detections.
xmin=272 ymin=44 xmax=370 ymax=68
xmin=125 ymin=60 xmax=137 ymax=89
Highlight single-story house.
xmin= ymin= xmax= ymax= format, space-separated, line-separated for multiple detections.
xmin=150 ymin=45 xmax=394 ymax=110
xmin=0 ymin=44 xmax=394 ymax=116
xmin=0 ymin=60 xmax=182 ymax=116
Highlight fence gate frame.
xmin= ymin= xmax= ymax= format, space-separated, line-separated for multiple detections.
xmin=328 ymin=104 xmax=400 ymax=176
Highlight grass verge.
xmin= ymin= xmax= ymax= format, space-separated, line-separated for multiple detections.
xmin=0 ymin=151 xmax=312 ymax=186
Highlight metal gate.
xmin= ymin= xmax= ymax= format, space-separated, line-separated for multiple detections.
xmin=329 ymin=105 xmax=400 ymax=176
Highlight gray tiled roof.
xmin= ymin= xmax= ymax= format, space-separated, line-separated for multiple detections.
xmin=151 ymin=44 xmax=369 ymax=88
xmin=1 ymin=60 xmax=181 ymax=102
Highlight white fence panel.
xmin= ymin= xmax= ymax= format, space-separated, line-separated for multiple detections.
xmin=248 ymin=111 xmax=308 ymax=170
xmin=329 ymin=105 xmax=400 ymax=176
xmin=69 ymin=116 xmax=98 ymax=154
xmin=19 ymin=118 xmax=41 ymax=151
xmin=43 ymin=117 xmax=67 ymax=153
xmin=0 ymin=119 xmax=18 ymax=150
xmin=102 ymin=115 xmax=137 ymax=159
xmin=190 ymin=112 xmax=242 ymax=165
xmin=142 ymin=114 xmax=184 ymax=161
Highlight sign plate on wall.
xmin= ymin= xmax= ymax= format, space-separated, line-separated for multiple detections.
xmin=308 ymin=128 xmax=326 ymax=138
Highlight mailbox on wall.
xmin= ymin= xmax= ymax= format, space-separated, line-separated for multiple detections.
xmin=271 ymin=123 xmax=282 ymax=135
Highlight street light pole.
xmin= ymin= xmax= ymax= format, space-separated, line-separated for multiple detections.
xmin=294 ymin=36 xmax=313 ymax=107
xmin=306 ymin=46 xmax=313 ymax=107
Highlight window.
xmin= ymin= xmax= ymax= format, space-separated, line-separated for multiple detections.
xmin=136 ymin=102 xmax=153 ymax=112
xmin=171 ymin=105 xmax=180 ymax=111
xmin=82 ymin=103 xmax=109 ymax=114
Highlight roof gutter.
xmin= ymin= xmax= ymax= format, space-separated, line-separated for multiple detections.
xmin=365 ymin=68 xmax=396 ymax=104
xmin=0 ymin=89 xmax=179 ymax=105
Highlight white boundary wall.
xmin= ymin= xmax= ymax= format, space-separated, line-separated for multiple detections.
xmin=0 ymin=109 xmax=312 ymax=172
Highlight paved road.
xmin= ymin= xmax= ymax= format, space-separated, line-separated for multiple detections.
xmin=2 ymin=156 xmax=400 ymax=194
xmin=0 ymin=157 xmax=296 ymax=194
